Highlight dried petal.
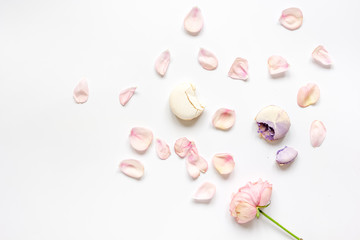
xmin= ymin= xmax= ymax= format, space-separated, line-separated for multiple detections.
xmin=119 ymin=159 xmax=144 ymax=179
xmin=129 ymin=127 xmax=153 ymax=152
xmin=169 ymin=83 xmax=205 ymax=120
xmin=276 ymin=146 xmax=298 ymax=165
xmin=310 ymin=120 xmax=326 ymax=147
xmin=312 ymin=45 xmax=332 ymax=67
xmin=186 ymin=155 xmax=208 ymax=179
xmin=255 ymin=105 xmax=291 ymax=141
xmin=73 ymin=78 xmax=89 ymax=103
xmin=174 ymin=137 xmax=193 ymax=158
xmin=184 ymin=7 xmax=203 ymax=35
xmin=155 ymin=138 xmax=171 ymax=160
xmin=212 ymin=108 xmax=236 ymax=130
xmin=297 ymin=83 xmax=320 ymax=108
xmin=155 ymin=50 xmax=170 ymax=76
xmin=119 ymin=87 xmax=136 ymax=106
xmin=193 ymin=182 xmax=216 ymax=202
xmin=228 ymin=58 xmax=249 ymax=80
xmin=212 ymin=153 xmax=235 ymax=175
xmin=279 ymin=8 xmax=303 ymax=30
xmin=198 ymin=48 xmax=218 ymax=70
xmin=268 ymin=56 xmax=289 ymax=75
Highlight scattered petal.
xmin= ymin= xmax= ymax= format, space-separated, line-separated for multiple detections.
xmin=212 ymin=108 xmax=236 ymax=130
xmin=276 ymin=146 xmax=298 ymax=165
xmin=297 ymin=83 xmax=320 ymax=108
xmin=155 ymin=138 xmax=171 ymax=160
xmin=255 ymin=105 xmax=291 ymax=141
xmin=279 ymin=7 xmax=303 ymax=30
xmin=186 ymin=155 xmax=208 ymax=179
xmin=198 ymin=48 xmax=218 ymax=70
xmin=155 ymin=50 xmax=170 ymax=76
xmin=268 ymin=56 xmax=289 ymax=75
xmin=129 ymin=127 xmax=153 ymax=152
xmin=184 ymin=7 xmax=204 ymax=35
xmin=312 ymin=45 xmax=332 ymax=67
xmin=119 ymin=87 xmax=136 ymax=106
xmin=119 ymin=159 xmax=144 ymax=179
xmin=73 ymin=78 xmax=89 ymax=103
xmin=193 ymin=182 xmax=216 ymax=202
xmin=169 ymin=83 xmax=205 ymax=120
xmin=174 ymin=137 xmax=193 ymax=158
xmin=228 ymin=58 xmax=249 ymax=80
xmin=212 ymin=153 xmax=235 ymax=175
xmin=310 ymin=120 xmax=326 ymax=147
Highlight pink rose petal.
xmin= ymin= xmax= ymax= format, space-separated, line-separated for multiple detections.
xmin=193 ymin=182 xmax=216 ymax=202
xmin=279 ymin=7 xmax=303 ymax=30
xmin=212 ymin=108 xmax=236 ymax=130
xmin=184 ymin=7 xmax=203 ymax=35
xmin=198 ymin=48 xmax=218 ymax=70
xmin=155 ymin=138 xmax=171 ymax=160
xmin=119 ymin=159 xmax=144 ymax=179
xmin=312 ymin=45 xmax=332 ymax=67
xmin=73 ymin=78 xmax=89 ymax=104
xmin=268 ymin=55 xmax=289 ymax=75
xmin=129 ymin=127 xmax=153 ymax=152
xmin=212 ymin=153 xmax=235 ymax=175
xmin=155 ymin=50 xmax=170 ymax=77
xmin=119 ymin=87 xmax=136 ymax=106
xmin=186 ymin=155 xmax=208 ymax=179
xmin=310 ymin=120 xmax=326 ymax=147
xmin=228 ymin=57 xmax=249 ymax=80
xmin=174 ymin=137 xmax=193 ymax=158
xmin=297 ymin=83 xmax=320 ymax=108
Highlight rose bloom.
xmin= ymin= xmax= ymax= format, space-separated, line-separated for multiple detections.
xmin=229 ymin=179 xmax=272 ymax=223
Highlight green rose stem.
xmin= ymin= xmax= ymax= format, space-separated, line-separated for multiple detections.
xmin=258 ymin=209 xmax=302 ymax=240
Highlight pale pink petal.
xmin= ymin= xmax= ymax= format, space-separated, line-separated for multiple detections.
xmin=155 ymin=50 xmax=170 ymax=77
xmin=279 ymin=8 xmax=303 ymax=30
xmin=228 ymin=58 xmax=249 ymax=80
xmin=312 ymin=45 xmax=332 ymax=67
xmin=119 ymin=87 xmax=136 ymax=106
xmin=155 ymin=138 xmax=171 ymax=160
xmin=174 ymin=137 xmax=193 ymax=158
xmin=73 ymin=78 xmax=89 ymax=103
xmin=310 ymin=120 xmax=326 ymax=147
xmin=129 ymin=127 xmax=153 ymax=152
xmin=193 ymin=182 xmax=216 ymax=202
xmin=186 ymin=160 xmax=200 ymax=179
xmin=212 ymin=153 xmax=235 ymax=175
xmin=297 ymin=83 xmax=320 ymax=108
xmin=184 ymin=7 xmax=204 ymax=35
xmin=119 ymin=159 xmax=144 ymax=179
xmin=186 ymin=154 xmax=208 ymax=179
xmin=212 ymin=108 xmax=236 ymax=130
xmin=234 ymin=201 xmax=257 ymax=224
xmin=268 ymin=56 xmax=289 ymax=75
xmin=198 ymin=48 xmax=218 ymax=70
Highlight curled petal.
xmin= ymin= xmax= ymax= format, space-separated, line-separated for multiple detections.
xmin=186 ymin=155 xmax=208 ymax=179
xmin=268 ymin=56 xmax=289 ymax=75
xmin=212 ymin=153 xmax=235 ymax=175
xmin=228 ymin=57 xmax=249 ymax=80
xmin=198 ymin=48 xmax=218 ymax=70
xmin=129 ymin=127 xmax=153 ymax=152
xmin=73 ymin=78 xmax=89 ymax=103
xmin=119 ymin=87 xmax=136 ymax=106
xmin=276 ymin=146 xmax=298 ymax=165
xmin=155 ymin=50 xmax=170 ymax=77
xmin=212 ymin=108 xmax=236 ymax=130
xmin=184 ymin=7 xmax=204 ymax=35
xmin=155 ymin=138 xmax=171 ymax=160
xmin=310 ymin=120 xmax=326 ymax=147
xmin=279 ymin=7 xmax=303 ymax=30
xmin=297 ymin=83 xmax=320 ymax=108
xmin=312 ymin=45 xmax=332 ymax=67
xmin=193 ymin=182 xmax=216 ymax=202
xmin=119 ymin=159 xmax=144 ymax=179
xmin=255 ymin=105 xmax=291 ymax=141
xmin=174 ymin=137 xmax=193 ymax=158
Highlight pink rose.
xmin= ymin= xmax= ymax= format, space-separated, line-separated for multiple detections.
xmin=230 ymin=179 xmax=272 ymax=223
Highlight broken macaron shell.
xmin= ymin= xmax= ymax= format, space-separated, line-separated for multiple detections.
xmin=275 ymin=146 xmax=298 ymax=165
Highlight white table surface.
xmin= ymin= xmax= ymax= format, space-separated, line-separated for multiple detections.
xmin=0 ymin=0 xmax=359 ymax=239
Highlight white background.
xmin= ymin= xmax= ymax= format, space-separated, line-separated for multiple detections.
xmin=0 ymin=0 xmax=359 ymax=239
